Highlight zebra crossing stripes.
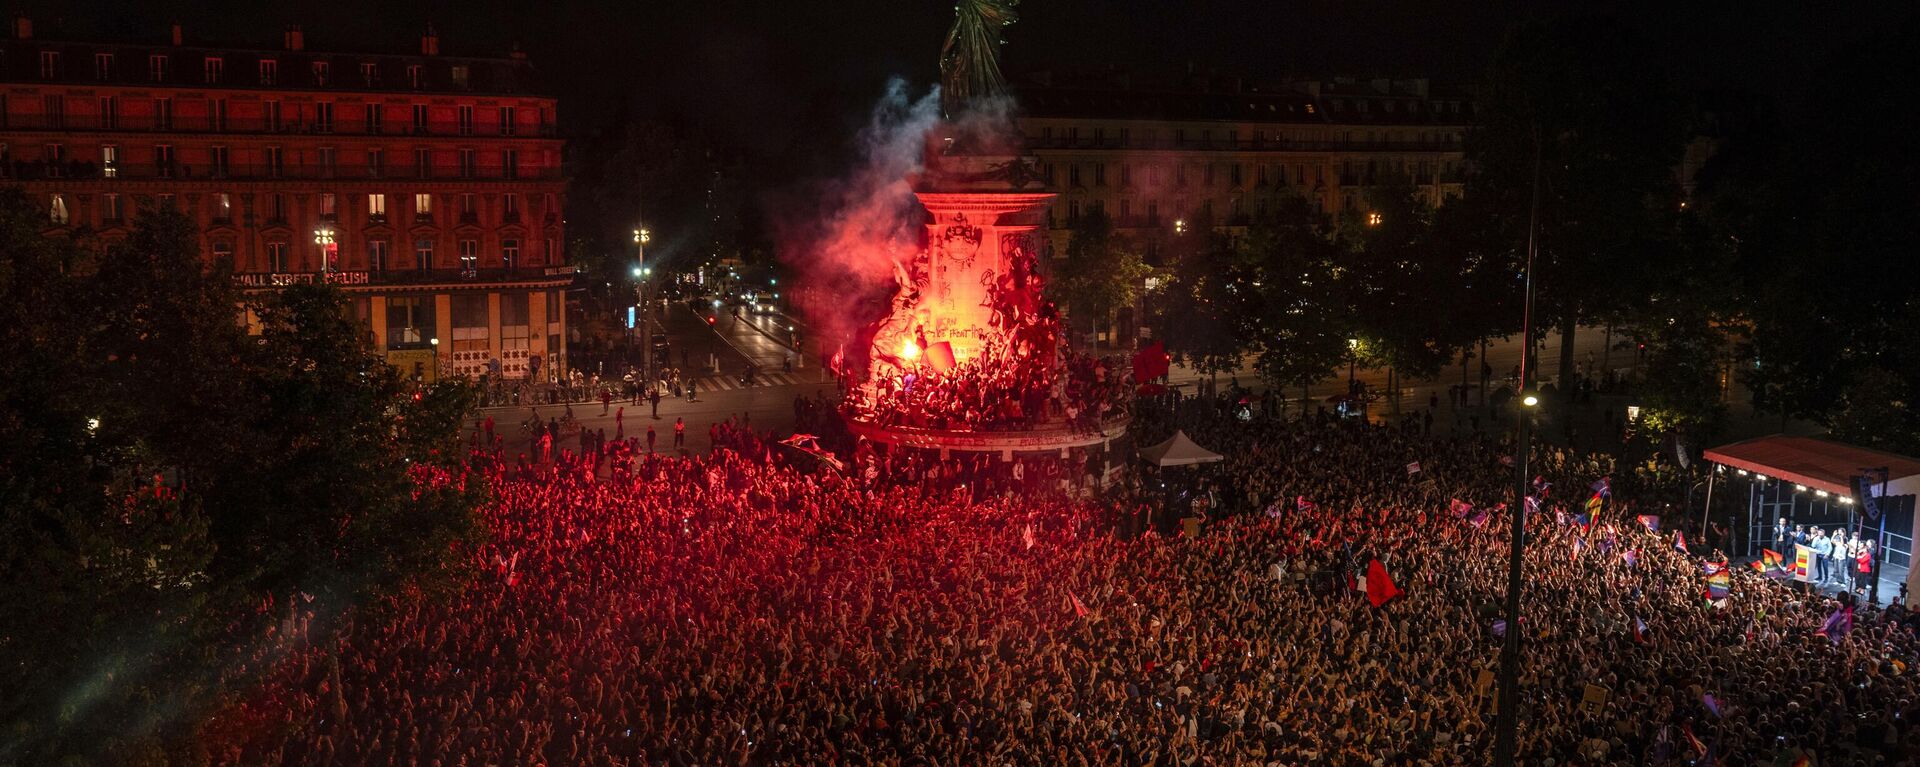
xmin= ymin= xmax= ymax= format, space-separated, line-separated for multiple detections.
xmin=692 ymin=371 xmax=830 ymax=392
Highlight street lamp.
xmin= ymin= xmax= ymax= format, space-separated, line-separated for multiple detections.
xmin=1173 ymin=218 xmax=1188 ymax=235
xmin=313 ymin=226 xmax=337 ymax=272
xmin=633 ymin=226 xmax=656 ymax=393
xmin=430 ymin=337 xmax=443 ymax=382
xmin=1346 ymin=338 xmax=1360 ymax=394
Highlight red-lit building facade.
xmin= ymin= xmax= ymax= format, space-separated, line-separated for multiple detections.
xmin=0 ymin=18 xmax=569 ymax=382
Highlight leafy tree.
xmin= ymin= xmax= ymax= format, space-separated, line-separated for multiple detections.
xmin=1049 ymin=208 xmax=1149 ymax=350
xmin=1241 ymin=197 xmax=1353 ymax=405
xmin=0 ymin=196 xmax=485 ymax=763
xmin=1468 ymin=18 xmax=1691 ymax=410
xmin=1153 ymin=229 xmax=1258 ymax=376
xmin=1344 ymin=183 xmax=1462 ymax=399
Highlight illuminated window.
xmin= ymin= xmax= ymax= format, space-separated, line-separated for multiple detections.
xmin=48 ymin=194 xmax=69 ymax=224
xmin=413 ymin=193 xmax=433 ymax=217
xmin=368 ymin=193 xmax=387 ymax=219
xmin=100 ymin=145 xmax=118 ymax=178
xmin=450 ymin=65 xmax=469 ymax=89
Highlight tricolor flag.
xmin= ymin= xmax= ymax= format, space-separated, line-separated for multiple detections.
xmin=1674 ymin=530 xmax=1688 ymax=552
xmin=1571 ymin=536 xmax=1587 ymax=561
xmin=1469 ymin=508 xmax=1491 ymax=528
xmin=1590 ymin=476 xmax=1611 ymax=498
xmin=1632 ymin=616 xmax=1649 ymax=644
xmin=1622 ymin=549 xmax=1639 ymax=568
xmin=1637 ymin=514 xmax=1661 ymax=532
xmin=1702 ymin=692 xmax=1724 ymax=718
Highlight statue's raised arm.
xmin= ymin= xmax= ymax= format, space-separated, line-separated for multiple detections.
xmin=939 ymin=0 xmax=1020 ymax=118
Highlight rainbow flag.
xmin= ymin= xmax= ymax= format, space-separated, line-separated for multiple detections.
xmin=1704 ymin=562 xmax=1731 ymax=602
xmin=1585 ymin=493 xmax=1604 ymax=518
xmin=1761 ymin=548 xmax=1786 ymax=571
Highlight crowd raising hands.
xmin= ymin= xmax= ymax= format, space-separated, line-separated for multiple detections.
xmin=201 ymin=395 xmax=1920 ymax=766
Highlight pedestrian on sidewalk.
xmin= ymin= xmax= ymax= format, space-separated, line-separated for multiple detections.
xmin=601 ymin=388 xmax=612 ymax=416
xmin=615 ymin=407 xmax=625 ymax=441
xmin=649 ymin=387 xmax=662 ymax=419
xmin=674 ymin=417 xmax=685 ymax=449
xmin=646 ymin=425 xmax=657 ymax=454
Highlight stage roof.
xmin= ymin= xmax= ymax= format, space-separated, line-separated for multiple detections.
xmin=1703 ymin=435 xmax=1920 ymax=498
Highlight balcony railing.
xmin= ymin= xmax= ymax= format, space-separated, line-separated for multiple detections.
xmin=0 ymin=160 xmax=560 ymax=182
xmin=0 ymin=114 xmax=559 ymax=138
xmin=1027 ymin=137 xmax=1463 ymax=153
xmin=232 ymin=265 xmax=573 ymax=289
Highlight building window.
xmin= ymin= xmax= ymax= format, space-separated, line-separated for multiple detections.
xmin=458 ymin=239 xmax=478 ymax=274
xmin=155 ymin=145 xmax=174 ymax=178
xmin=541 ymin=238 xmax=555 ymax=266
xmin=266 ymin=242 xmax=289 ymax=272
xmin=1118 ymin=127 xmax=1130 ymax=146
xmin=267 ymin=194 xmax=287 ymax=224
xmin=214 ymin=192 xmax=232 ymax=224
xmin=43 ymin=95 xmax=64 ymax=128
xmin=38 ymin=50 xmax=59 ymax=79
xmin=1119 ymin=199 xmax=1131 ymax=220
xmin=458 ymin=148 xmax=475 ymax=179
xmin=450 ymin=65 xmax=470 ymax=90
xmin=503 ymin=149 xmax=517 ymax=180
xmin=265 ymin=146 xmax=283 ymax=178
xmin=49 ymin=194 xmax=69 ymax=224
xmin=499 ymin=106 xmax=516 ymax=136
xmin=414 ymin=148 xmax=431 ymax=178
xmin=148 ymin=54 xmax=168 ymax=82
xmin=1068 ymin=164 xmax=1081 ymax=187
xmin=367 ymin=239 xmax=389 ymax=273
xmin=100 ymin=145 xmax=118 ymax=178
xmin=502 ymin=238 xmax=519 ymax=268
xmin=211 ymin=241 xmax=234 ymax=267
xmin=360 ymin=62 xmax=379 ymax=87
xmin=203 ymin=56 xmax=223 ymax=84
xmin=264 ymin=100 xmax=281 ymax=131
xmin=1094 ymin=163 xmax=1106 ymax=186
xmin=314 ymin=102 xmax=333 ymax=133
xmin=153 ymin=97 xmax=172 ymax=130
xmin=411 ymin=104 xmax=429 ymax=133
xmin=503 ymin=193 xmax=520 ymax=222
xmin=212 ymin=98 xmax=227 ymax=130
xmin=368 ymin=193 xmax=387 ymax=220
xmin=310 ymin=61 xmax=329 ymax=87
xmin=1205 ymin=163 xmax=1216 ymax=186
xmin=318 ymin=146 xmax=336 ymax=177
xmin=414 ymin=193 xmax=433 ymax=218
xmin=320 ymin=192 xmax=337 ymax=220
xmin=102 ymin=193 xmax=122 ymax=224
xmin=98 ymin=96 xmax=117 ymax=128
xmin=459 ymin=193 xmax=477 ymax=223
xmin=386 ymin=296 xmax=432 ymax=347
xmin=412 ymin=238 xmax=434 ymax=270
xmin=457 ymin=105 xmax=473 ymax=135
xmin=91 ymin=52 xmax=114 ymax=80
xmin=258 ymin=59 xmax=278 ymax=85
xmin=364 ymin=104 xmax=383 ymax=134
xmin=209 ymin=145 xmax=229 ymax=177
xmin=42 ymin=143 xmax=63 ymax=177
xmin=1230 ymin=163 xmax=1242 ymax=187
xmin=406 ymin=64 xmax=422 ymax=89
xmin=368 ymin=148 xmax=384 ymax=178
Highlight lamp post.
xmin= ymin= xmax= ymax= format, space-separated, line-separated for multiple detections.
xmin=313 ymin=225 xmax=337 ymax=273
xmin=1493 ymin=127 xmax=1544 ymax=767
xmin=1346 ymin=338 xmax=1360 ymax=396
xmin=429 ymin=336 xmax=443 ymax=382
xmin=633 ymin=227 xmax=654 ymax=396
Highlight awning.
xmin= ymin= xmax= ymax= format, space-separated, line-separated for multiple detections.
xmin=1139 ymin=430 xmax=1224 ymax=467
xmin=1703 ymin=435 xmax=1920 ymax=499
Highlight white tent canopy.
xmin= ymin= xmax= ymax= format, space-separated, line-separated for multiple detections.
xmin=1139 ymin=430 xmax=1224 ymax=467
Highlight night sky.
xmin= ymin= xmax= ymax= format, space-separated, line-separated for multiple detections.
xmin=10 ymin=0 xmax=1902 ymax=187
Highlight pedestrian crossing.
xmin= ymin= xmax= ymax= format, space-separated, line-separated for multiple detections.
xmin=690 ymin=370 xmax=833 ymax=392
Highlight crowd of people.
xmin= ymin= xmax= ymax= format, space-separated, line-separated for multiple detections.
xmin=200 ymin=395 xmax=1920 ymax=766
xmin=845 ymin=347 xmax=1131 ymax=433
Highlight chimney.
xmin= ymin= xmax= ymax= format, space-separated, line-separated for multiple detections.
xmin=284 ymin=24 xmax=304 ymax=51
xmin=420 ymin=23 xmax=439 ymax=56
xmin=170 ymin=21 xmax=182 ymax=45
xmin=12 ymin=14 xmax=31 ymax=40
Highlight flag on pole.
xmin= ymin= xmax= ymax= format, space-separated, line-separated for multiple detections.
xmin=1637 ymin=515 xmax=1661 ymax=532
xmin=1068 ymin=590 xmax=1090 ymax=618
xmin=1761 ymin=548 xmax=1786 ymax=571
xmin=1590 ymin=477 xmax=1612 ymax=498
xmin=1365 ymin=559 xmax=1401 ymax=608
xmin=1704 ymin=561 xmax=1731 ymax=602
xmin=1817 ymin=605 xmax=1853 ymax=643
xmin=1584 ymin=493 xmax=1604 ymax=519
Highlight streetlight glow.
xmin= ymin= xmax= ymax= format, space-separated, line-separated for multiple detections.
xmin=1522 ymin=394 xmax=1539 ymax=407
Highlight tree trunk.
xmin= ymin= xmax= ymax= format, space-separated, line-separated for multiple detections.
xmin=1478 ymin=337 xmax=1490 ymax=406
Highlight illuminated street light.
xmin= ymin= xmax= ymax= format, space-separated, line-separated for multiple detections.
xmin=1173 ymin=219 xmax=1188 ymax=234
xmin=1522 ymin=394 xmax=1539 ymax=407
xmin=1366 ymin=211 xmax=1383 ymax=227
xmin=633 ymin=228 xmax=651 ymax=244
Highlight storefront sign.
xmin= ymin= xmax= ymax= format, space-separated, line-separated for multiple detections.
xmin=236 ymin=271 xmax=371 ymax=288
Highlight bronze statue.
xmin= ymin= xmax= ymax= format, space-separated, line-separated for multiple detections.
xmin=939 ymin=0 xmax=1019 ymax=118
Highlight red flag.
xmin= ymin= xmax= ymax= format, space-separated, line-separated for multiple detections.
xmin=1365 ymin=559 xmax=1401 ymax=608
xmin=1068 ymin=590 xmax=1090 ymax=618
xmin=1132 ymin=341 xmax=1170 ymax=383
xmin=924 ymin=341 xmax=957 ymax=373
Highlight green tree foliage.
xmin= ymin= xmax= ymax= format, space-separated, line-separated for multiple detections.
xmin=1243 ymin=197 xmax=1353 ymax=397
xmin=1469 ymin=18 xmax=1691 ymax=403
xmin=1153 ymin=230 xmax=1259 ymax=376
xmin=0 ymin=195 xmax=484 ymax=764
xmin=1344 ymin=184 xmax=1461 ymax=382
xmin=1048 ymin=209 xmax=1148 ymax=349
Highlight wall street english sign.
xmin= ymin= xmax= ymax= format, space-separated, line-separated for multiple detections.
xmin=236 ymin=271 xmax=371 ymax=288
